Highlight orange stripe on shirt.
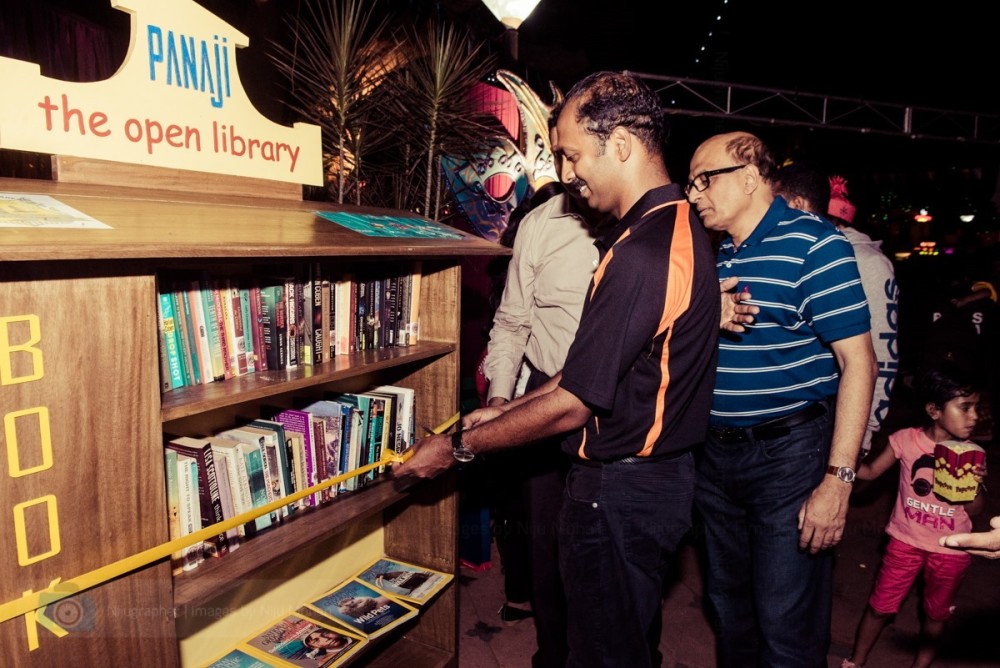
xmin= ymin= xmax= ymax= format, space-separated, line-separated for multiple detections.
xmin=640 ymin=200 xmax=696 ymax=456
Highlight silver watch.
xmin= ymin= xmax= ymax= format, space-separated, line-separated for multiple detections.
xmin=451 ymin=431 xmax=475 ymax=463
xmin=826 ymin=465 xmax=856 ymax=483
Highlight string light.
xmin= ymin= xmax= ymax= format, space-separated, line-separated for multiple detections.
xmin=692 ymin=0 xmax=733 ymax=71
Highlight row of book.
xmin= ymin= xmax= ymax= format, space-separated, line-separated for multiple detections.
xmin=165 ymin=386 xmax=416 ymax=572
xmin=156 ymin=263 xmax=423 ymax=392
xmin=204 ymin=555 xmax=452 ymax=667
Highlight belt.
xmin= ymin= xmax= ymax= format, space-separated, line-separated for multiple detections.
xmin=708 ymin=400 xmax=829 ymax=445
xmin=575 ymin=449 xmax=690 ymax=468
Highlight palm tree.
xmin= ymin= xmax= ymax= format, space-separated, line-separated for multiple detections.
xmin=270 ymin=0 xmax=399 ymax=205
xmin=380 ymin=21 xmax=503 ymax=218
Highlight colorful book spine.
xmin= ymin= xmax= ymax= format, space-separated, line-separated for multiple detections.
xmin=211 ymin=279 xmax=235 ymax=380
xmin=165 ymin=436 xmax=229 ymax=558
xmin=199 ymin=274 xmax=226 ymax=382
xmin=248 ymin=281 xmax=267 ymax=372
xmin=187 ymin=279 xmax=215 ymax=384
xmin=259 ymin=282 xmax=287 ymax=370
xmin=239 ymin=286 xmax=256 ymax=374
xmin=171 ymin=289 xmax=194 ymax=387
xmin=158 ymin=291 xmax=185 ymax=389
xmin=229 ymin=284 xmax=249 ymax=375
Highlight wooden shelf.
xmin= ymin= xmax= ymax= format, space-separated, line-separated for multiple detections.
xmin=173 ymin=476 xmax=426 ymax=617
xmin=160 ymin=341 xmax=454 ymax=422
xmin=0 ymin=175 xmax=492 ymax=667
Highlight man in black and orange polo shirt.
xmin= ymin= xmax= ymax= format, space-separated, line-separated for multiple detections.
xmin=398 ymin=71 xmax=720 ymax=668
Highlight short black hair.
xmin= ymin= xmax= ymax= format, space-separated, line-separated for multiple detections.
xmin=775 ymin=161 xmax=830 ymax=215
xmin=916 ymin=363 xmax=982 ymax=413
xmin=563 ymin=71 xmax=664 ymax=158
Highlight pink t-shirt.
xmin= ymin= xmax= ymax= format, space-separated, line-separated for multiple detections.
xmin=885 ymin=427 xmax=973 ymax=553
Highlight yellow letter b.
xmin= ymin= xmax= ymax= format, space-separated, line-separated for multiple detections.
xmin=0 ymin=315 xmax=43 ymax=385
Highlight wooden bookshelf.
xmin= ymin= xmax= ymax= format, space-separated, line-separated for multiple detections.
xmin=0 ymin=175 xmax=504 ymax=667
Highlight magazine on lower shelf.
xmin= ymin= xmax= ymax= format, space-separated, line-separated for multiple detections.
xmin=203 ymin=646 xmax=280 ymax=667
xmin=304 ymin=578 xmax=417 ymax=639
xmin=353 ymin=556 xmax=453 ymax=606
xmin=233 ymin=612 xmax=366 ymax=668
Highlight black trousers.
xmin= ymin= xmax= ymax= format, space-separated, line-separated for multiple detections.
xmin=492 ymin=365 xmax=569 ymax=668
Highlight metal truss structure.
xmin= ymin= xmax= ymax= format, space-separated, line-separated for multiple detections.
xmin=635 ymin=72 xmax=1000 ymax=145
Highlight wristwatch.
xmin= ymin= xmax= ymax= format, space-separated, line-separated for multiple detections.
xmin=451 ymin=430 xmax=475 ymax=463
xmin=826 ymin=465 xmax=856 ymax=483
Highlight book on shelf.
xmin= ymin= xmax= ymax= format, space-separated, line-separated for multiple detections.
xmin=371 ymin=385 xmax=416 ymax=455
xmin=224 ymin=424 xmax=286 ymax=521
xmin=213 ymin=456 xmax=242 ymax=551
xmin=229 ymin=283 xmax=250 ymax=375
xmin=246 ymin=417 xmax=296 ymax=516
xmin=210 ymin=277 xmax=235 ymax=380
xmin=239 ymin=612 xmax=366 ymax=668
xmin=304 ymin=578 xmax=417 ymax=640
xmin=299 ymin=271 xmax=312 ymax=367
xmin=172 ymin=287 xmax=198 ymax=387
xmin=248 ymin=280 xmax=268 ymax=372
xmin=354 ymin=556 xmax=453 ymax=606
xmin=199 ymin=272 xmax=227 ymax=382
xmin=209 ymin=435 xmax=259 ymax=537
xmin=333 ymin=276 xmax=352 ymax=355
xmin=157 ymin=291 xmax=184 ymax=390
xmin=240 ymin=285 xmax=257 ymax=374
xmin=204 ymin=646 xmax=280 ymax=667
xmin=354 ymin=279 xmax=368 ymax=352
xmin=158 ymin=290 xmax=186 ymax=389
xmin=262 ymin=406 xmax=321 ymax=507
xmin=318 ymin=267 xmax=330 ymax=364
xmin=164 ymin=448 xmax=183 ymax=574
xmin=307 ymin=413 xmax=332 ymax=501
xmin=186 ymin=277 xmax=217 ymax=384
xmin=176 ymin=452 xmax=204 ymax=571
xmin=407 ymin=264 xmax=421 ymax=344
xmin=284 ymin=274 xmax=300 ymax=369
xmin=370 ymin=277 xmax=381 ymax=350
xmin=322 ymin=393 xmax=370 ymax=492
xmin=382 ymin=274 xmax=397 ymax=348
xmin=165 ymin=435 xmax=230 ymax=558
xmin=359 ymin=391 xmax=391 ymax=482
xmin=259 ymin=279 xmax=288 ymax=371
xmin=296 ymin=400 xmax=345 ymax=498
xmin=216 ymin=429 xmax=274 ymax=532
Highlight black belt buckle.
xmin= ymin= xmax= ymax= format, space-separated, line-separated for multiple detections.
xmin=708 ymin=426 xmax=750 ymax=444
xmin=711 ymin=400 xmax=828 ymax=444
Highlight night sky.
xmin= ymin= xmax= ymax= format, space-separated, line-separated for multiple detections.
xmin=4 ymin=0 xmax=999 ymax=198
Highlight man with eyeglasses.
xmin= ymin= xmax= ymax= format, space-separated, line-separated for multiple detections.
xmin=686 ymin=131 xmax=877 ymax=668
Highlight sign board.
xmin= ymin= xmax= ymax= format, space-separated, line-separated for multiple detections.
xmin=0 ymin=0 xmax=322 ymax=186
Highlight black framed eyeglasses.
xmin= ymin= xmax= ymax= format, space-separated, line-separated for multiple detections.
xmin=685 ymin=164 xmax=747 ymax=194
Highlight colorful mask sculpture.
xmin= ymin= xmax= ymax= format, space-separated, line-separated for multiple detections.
xmin=441 ymin=70 xmax=562 ymax=241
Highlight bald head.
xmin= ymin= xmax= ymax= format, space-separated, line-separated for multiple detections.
xmin=687 ymin=132 xmax=777 ymax=245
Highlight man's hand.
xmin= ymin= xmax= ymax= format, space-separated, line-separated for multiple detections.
xmin=393 ymin=434 xmax=455 ymax=479
xmin=940 ymin=515 xmax=1000 ymax=559
xmin=462 ymin=406 xmax=505 ymax=430
xmin=719 ymin=276 xmax=758 ymax=333
xmin=797 ymin=478 xmax=850 ymax=553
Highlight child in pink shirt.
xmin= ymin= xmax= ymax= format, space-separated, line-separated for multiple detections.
xmin=842 ymin=365 xmax=987 ymax=668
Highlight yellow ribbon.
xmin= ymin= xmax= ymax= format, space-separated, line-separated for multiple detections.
xmin=0 ymin=413 xmax=458 ymax=625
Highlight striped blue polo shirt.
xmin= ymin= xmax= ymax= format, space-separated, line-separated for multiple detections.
xmin=713 ymin=196 xmax=870 ymax=428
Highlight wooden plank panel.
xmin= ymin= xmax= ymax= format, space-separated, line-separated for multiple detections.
xmin=0 ymin=262 xmax=175 ymax=665
xmin=53 ymin=156 xmax=302 ymax=201
xmin=0 ymin=177 xmax=508 ymax=262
